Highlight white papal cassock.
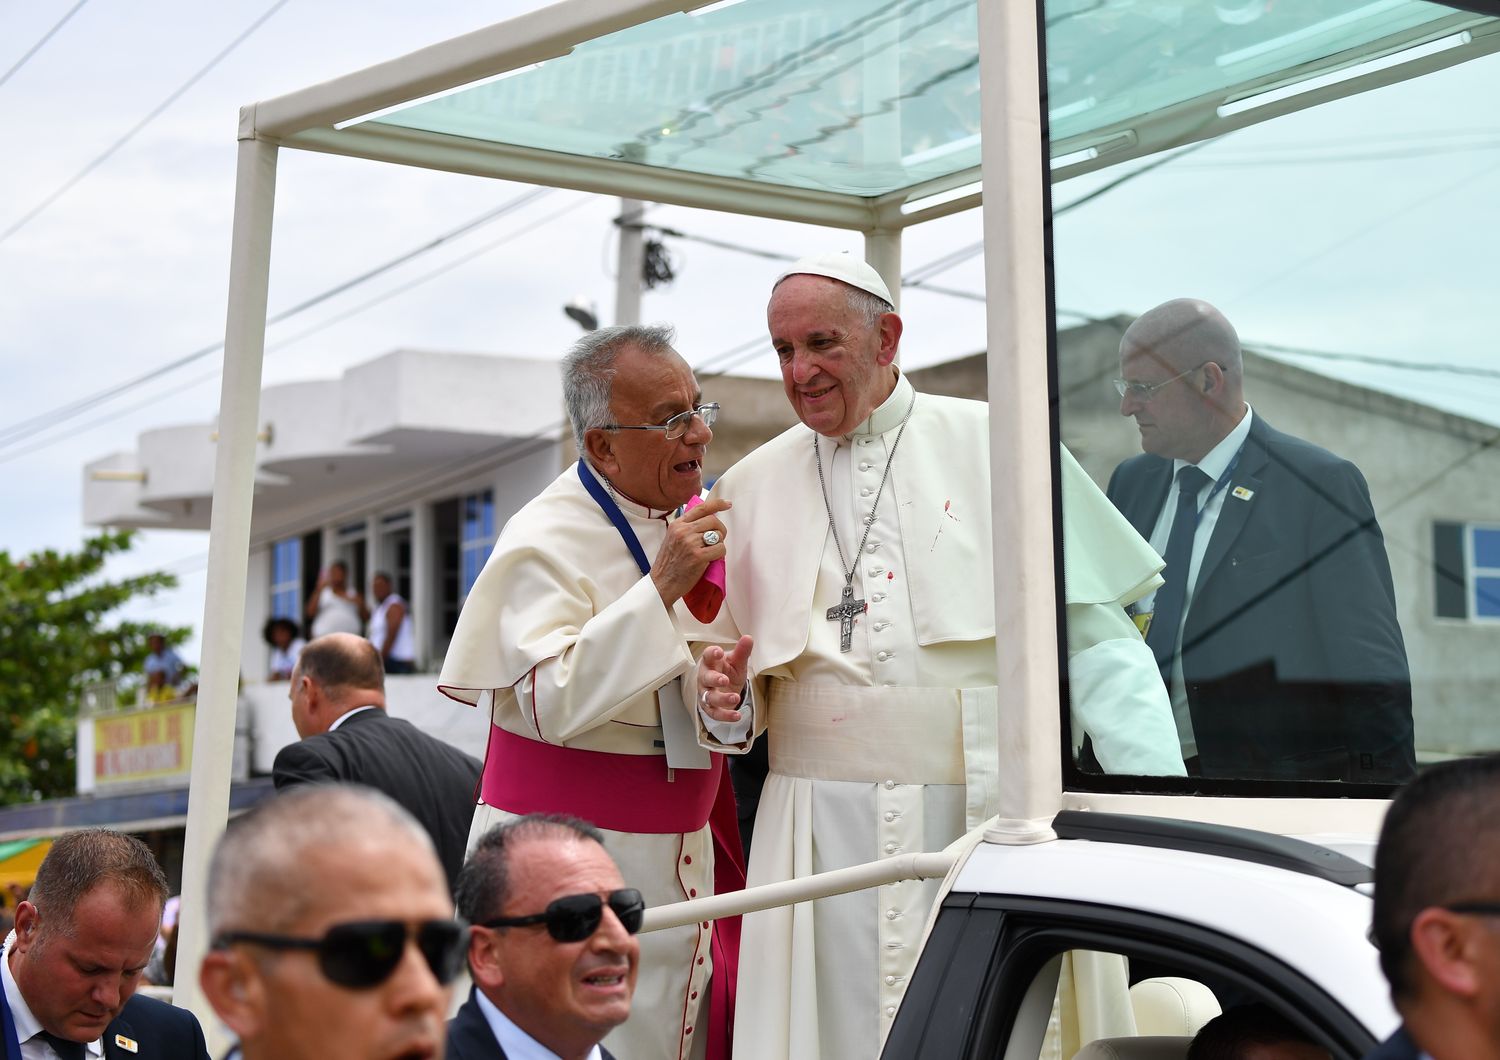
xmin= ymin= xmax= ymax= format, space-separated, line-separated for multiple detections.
xmin=439 ymin=460 xmax=745 ymax=1060
xmin=702 ymin=371 xmax=1182 ymax=1060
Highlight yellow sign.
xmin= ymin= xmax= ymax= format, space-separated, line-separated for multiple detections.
xmin=92 ymin=702 xmax=195 ymax=788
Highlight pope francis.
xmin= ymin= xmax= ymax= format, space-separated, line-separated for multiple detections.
xmin=694 ymin=253 xmax=1186 ymax=1060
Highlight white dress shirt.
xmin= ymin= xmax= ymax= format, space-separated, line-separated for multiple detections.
xmin=476 ymin=989 xmax=604 ymax=1060
xmin=1138 ymin=405 xmax=1255 ymax=757
xmin=327 ymin=704 xmax=379 ymax=731
xmin=2 ymin=935 xmax=105 ymax=1059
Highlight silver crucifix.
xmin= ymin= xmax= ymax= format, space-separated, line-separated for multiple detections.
xmin=826 ymin=582 xmax=866 ymax=653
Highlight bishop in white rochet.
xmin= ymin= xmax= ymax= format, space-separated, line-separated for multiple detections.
xmin=440 ymin=324 xmax=753 ymax=1060
xmin=694 ymin=252 xmax=1185 ymax=1060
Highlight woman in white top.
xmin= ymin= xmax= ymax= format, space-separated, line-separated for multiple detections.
xmin=306 ymin=560 xmax=367 ymax=637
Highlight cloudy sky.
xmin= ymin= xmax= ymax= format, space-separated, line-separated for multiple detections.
xmin=2 ymin=0 xmax=1496 ymax=661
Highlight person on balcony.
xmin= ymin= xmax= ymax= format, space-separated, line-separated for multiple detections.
xmin=306 ymin=559 xmax=366 ymax=638
xmin=263 ymin=616 xmax=305 ymax=681
xmin=369 ymin=571 xmax=417 ymax=675
xmin=143 ymin=632 xmax=187 ymax=703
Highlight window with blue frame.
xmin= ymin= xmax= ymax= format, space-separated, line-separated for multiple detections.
xmin=460 ymin=489 xmax=496 ymax=601
xmin=1434 ymin=522 xmax=1500 ymax=621
xmin=270 ymin=538 xmax=301 ymax=619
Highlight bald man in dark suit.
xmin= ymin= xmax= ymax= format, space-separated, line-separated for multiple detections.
xmin=273 ymin=633 xmax=481 ymax=891
xmin=1107 ymin=298 xmax=1413 ymax=783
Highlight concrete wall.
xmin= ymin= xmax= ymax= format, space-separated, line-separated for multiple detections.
xmin=238 ymin=676 xmax=490 ymax=774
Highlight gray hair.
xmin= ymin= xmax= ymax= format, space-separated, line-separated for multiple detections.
xmin=29 ymin=829 xmax=169 ymax=940
xmin=207 ymin=785 xmax=435 ymax=935
xmin=561 ymin=323 xmax=679 ymax=452
xmin=454 ymin=814 xmax=605 ymax=926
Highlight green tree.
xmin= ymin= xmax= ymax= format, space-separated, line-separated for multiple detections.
xmin=0 ymin=530 xmax=191 ymax=804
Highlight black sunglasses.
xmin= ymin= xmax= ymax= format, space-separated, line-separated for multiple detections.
xmin=213 ymin=919 xmax=470 ymax=989
xmin=482 ymin=888 xmax=646 ymax=942
xmin=1445 ymin=902 xmax=1500 ymax=917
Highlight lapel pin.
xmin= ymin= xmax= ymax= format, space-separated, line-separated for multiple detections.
xmin=115 ymin=1034 xmax=140 ymax=1053
xmin=1231 ymin=486 xmax=1255 ymax=501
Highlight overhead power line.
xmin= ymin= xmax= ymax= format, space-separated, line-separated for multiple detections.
xmin=0 ymin=187 xmax=557 ymax=453
xmin=0 ymin=0 xmax=293 ymax=246
xmin=0 ymin=0 xmax=91 ymax=91
xmin=647 ymin=224 xmax=986 ymax=301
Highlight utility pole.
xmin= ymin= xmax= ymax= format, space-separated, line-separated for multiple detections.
xmin=615 ymin=198 xmax=645 ymax=325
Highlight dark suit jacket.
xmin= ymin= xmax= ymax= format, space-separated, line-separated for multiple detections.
xmin=446 ymin=988 xmax=618 ymax=1060
xmin=272 ymin=707 xmax=482 ymax=892
xmin=1107 ymin=415 xmax=1414 ymax=783
xmin=105 ymin=993 xmax=211 ymax=1059
xmin=1 ymin=977 xmax=207 ymax=1060
xmin=1360 ymin=1026 xmax=1421 ymax=1060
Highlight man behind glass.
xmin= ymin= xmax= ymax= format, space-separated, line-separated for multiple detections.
xmin=1107 ymin=297 xmax=1414 ymax=782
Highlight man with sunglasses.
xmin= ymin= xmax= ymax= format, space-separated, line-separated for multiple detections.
xmin=200 ymin=784 xmax=467 ymax=1060
xmin=1365 ymin=754 xmax=1500 ymax=1059
xmin=440 ymin=324 xmax=752 ymax=1060
xmin=449 ymin=816 xmax=637 ymax=1060
xmin=1 ymin=829 xmax=210 ymax=1060
xmin=1106 ymin=297 xmax=1413 ymax=783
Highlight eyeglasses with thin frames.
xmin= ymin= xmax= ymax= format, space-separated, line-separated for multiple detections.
xmin=1112 ymin=363 xmax=1210 ymax=400
xmin=601 ymin=403 xmax=719 ymax=441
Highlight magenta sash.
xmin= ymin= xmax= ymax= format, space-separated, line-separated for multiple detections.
xmin=480 ymin=723 xmax=723 ymax=834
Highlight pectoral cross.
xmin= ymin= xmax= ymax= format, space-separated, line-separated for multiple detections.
xmin=826 ymin=582 xmax=866 ymax=653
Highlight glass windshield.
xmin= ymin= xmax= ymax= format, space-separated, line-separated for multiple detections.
xmin=1051 ymin=0 xmax=1500 ymax=792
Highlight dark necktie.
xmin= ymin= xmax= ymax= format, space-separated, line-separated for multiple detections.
xmin=37 ymin=1030 xmax=88 ymax=1060
xmin=1145 ymin=465 xmax=1211 ymax=681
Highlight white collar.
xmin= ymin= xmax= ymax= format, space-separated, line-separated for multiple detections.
xmin=841 ymin=369 xmax=913 ymax=443
xmin=327 ymin=704 xmax=380 ymax=732
xmin=580 ymin=459 xmax=674 ymax=520
xmin=475 ymin=989 xmax=603 ymax=1060
xmin=2 ymin=935 xmax=106 ymax=1058
xmin=1174 ymin=403 xmax=1253 ymax=484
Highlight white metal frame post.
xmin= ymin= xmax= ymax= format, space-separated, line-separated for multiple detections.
xmin=863 ymin=228 xmax=902 ymax=312
xmin=977 ymin=0 xmax=1062 ymax=832
xmin=173 ymin=131 xmax=279 ymax=1039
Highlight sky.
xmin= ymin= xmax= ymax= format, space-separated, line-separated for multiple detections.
xmin=2 ymin=0 xmax=1497 ymax=663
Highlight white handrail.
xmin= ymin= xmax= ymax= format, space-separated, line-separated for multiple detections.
xmin=641 ymin=851 xmax=957 ymax=933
